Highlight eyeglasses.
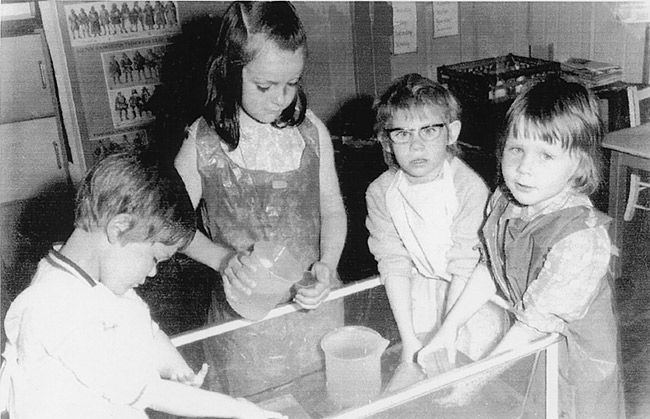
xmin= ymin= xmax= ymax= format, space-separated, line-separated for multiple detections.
xmin=385 ymin=123 xmax=447 ymax=144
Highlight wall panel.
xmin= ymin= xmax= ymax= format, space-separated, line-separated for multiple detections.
xmin=296 ymin=2 xmax=355 ymax=123
xmin=381 ymin=2 xmax=646 ymax=86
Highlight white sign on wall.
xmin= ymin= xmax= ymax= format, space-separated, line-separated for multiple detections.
xmin=393 ymin=2 xmax=417 ymax=54
xmin=433 ymin=2 xmax=459 ymax=38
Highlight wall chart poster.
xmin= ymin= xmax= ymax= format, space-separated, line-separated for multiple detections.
xmin=100 ymin=44 xmax=165 ymax=128
xmin=90 ymin=129 xmax=149 ymax=166
xmin=53 ymin=1 xmax=181 ymax=165
xmin=65 ymin=1 xmax=179 ymax=47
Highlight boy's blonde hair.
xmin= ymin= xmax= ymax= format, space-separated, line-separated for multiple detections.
xmin=501 ymin=77 xmax=604 ymax=195
xmin=75 ymin=152 xmax=196 ymax=249
xmin=374 ymin=73 xmax=462 ymax=169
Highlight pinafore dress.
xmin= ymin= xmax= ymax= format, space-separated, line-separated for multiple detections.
xmin=483 ymin=190 xmax=625 ymax=419
xmin=194 ymin=116 xmax=343 ymax=397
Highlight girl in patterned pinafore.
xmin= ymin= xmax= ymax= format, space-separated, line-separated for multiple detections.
xmin=419 ymin=77 xmax=625 ymax=418
xmin=174 ymin=1 xmax=347 ymax=396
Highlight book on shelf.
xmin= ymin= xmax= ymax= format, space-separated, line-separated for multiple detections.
xmin=561 ymin=57 xmax=624 ymax=88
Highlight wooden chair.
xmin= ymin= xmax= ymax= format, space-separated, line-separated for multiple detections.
xmin=624 ymin=171 xmax=650 ymax=221
xmin=622 ymin=83 xmax=650 ymax=222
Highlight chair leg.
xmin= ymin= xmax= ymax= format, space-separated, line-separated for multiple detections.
xmin=624 ymin=173 xmax=641 ymax=221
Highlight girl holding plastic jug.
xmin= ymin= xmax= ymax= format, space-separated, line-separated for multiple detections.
xmin=366 ymin=74 xmax=509 ymax=366
xmin=174 ymin=1 xmax=347 ymax=396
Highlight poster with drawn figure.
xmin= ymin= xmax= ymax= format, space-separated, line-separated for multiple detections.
xmin=91 ymin=129 xmax=148 ymax=164
xmin=65 ymin=1 xmax=180 ymax=48
xmin=101 ymin=44 xmax=166 ymax=90
xmin=108 ymin=84 xmax=156 ymax=128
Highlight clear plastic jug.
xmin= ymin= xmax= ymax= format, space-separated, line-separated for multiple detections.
xmin=227 ymin=241 xmax=303 ymax=321
xmin=320 ymin=326 xmax=390 ymax=408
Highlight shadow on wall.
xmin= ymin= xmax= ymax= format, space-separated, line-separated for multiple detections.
xmin=147 ymin=14 xmax=222 ymax=164
xmin=326 ymin=94 xmax=384 ymax=283
xmin=1 ymin=179 xmax=76 ymax=346
xmin=135 ymin=14 xmax=223 ymax=335
xmin=326 ymin=94 xmax=376 ymax=139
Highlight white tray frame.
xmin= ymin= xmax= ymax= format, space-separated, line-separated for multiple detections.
xmin=170 ymin=277 xmax=561 ymax=419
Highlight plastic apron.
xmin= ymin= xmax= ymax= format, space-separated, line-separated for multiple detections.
xmin=385 ymin=162 xmax=507 ymax=360
xmin=194 ymin=117 xmax=343 ymax=397
xmin=483 ymin=190 xmax=625 ymax=419
xmin=384 ymin=162 xmax=457 ymax=335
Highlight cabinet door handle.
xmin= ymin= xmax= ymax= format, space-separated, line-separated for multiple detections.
xmin=53 ymin=141 xmax=62 ymax=169
xmin=39 ymin=60 xmax=47 ymax=89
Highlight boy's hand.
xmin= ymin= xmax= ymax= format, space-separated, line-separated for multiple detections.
xmin=293 ymin=261 xmax=331 ymax=310
xmin=222 ymin=252 xmax=258 ymax=302
xmin=170 ymin=363 xmax=209 ymax=388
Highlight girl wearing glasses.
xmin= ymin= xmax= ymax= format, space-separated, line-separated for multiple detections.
xmin=366 ymin=73 xmax=509 ymax=366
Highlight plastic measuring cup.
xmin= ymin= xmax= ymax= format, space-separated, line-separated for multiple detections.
xmin=227 ymin=241 xmax=303 ymax=321
xmin=320 ymin=326 xmax=389 ymax=408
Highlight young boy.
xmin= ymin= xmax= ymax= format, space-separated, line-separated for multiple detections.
xmin=0 ymin=152 xmax=280 ymax=419
xmin=366 ymin=73 xmax=508 ymax=365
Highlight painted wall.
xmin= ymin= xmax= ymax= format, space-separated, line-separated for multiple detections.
xmin=295 ymin=2 xmax=356 ymax=124
xmin=379 ymin=2 xmax=645 ymax=98
xmin=289 ymin=2 xmax=647 ymax=135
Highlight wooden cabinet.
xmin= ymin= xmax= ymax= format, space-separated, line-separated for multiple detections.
xmin=1 ymin=25 xmax=74 ymax=330
xmin=0 ymin=31 xmax=69 ymax=204
xmin=0 ymin=33 xmax=55 ymax=124
xmin=0 ymin=117 xmax=68 ymax=203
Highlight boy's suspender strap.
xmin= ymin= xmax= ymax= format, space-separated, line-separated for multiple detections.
xmin=46 ymin=249 xmax=97 ymax=287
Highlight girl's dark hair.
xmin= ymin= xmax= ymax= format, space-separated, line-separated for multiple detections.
xmin=500 ymin=77 xmax=604 ymax=195
xmin=203 ymin=1 xmax=307 ymax=150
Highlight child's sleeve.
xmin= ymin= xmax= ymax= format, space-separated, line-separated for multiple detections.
xmin=446 ymin=165 xmax=490 ymax=282
xmin=39 ymin=291 xmax=162 ymax=409
xmin=366 ymin=176 xmax=413 ymax=283
xmin=515 ymin=225 xmax=611 ymax=334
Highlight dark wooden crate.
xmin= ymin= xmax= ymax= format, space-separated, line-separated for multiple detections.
xmin=438 ymin=54 xmax=561 ymax=103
